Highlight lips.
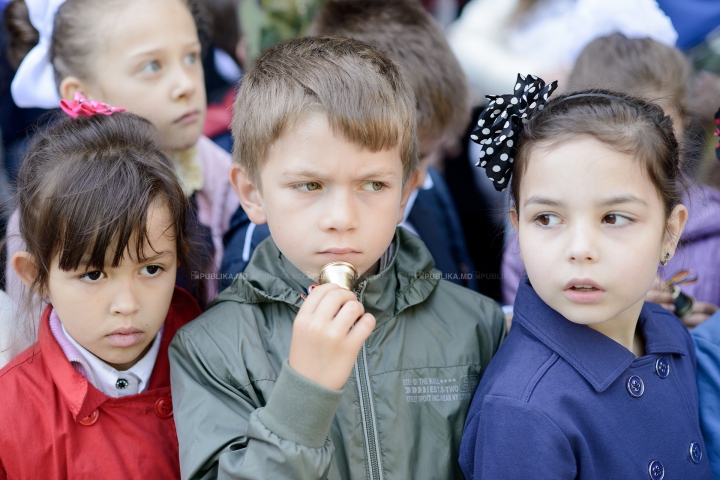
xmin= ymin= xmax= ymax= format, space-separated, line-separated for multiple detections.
xmin=106 ymin=327 xmax=144 ymax=348
xmin=174 ymin=110 xmax=200 ymax=126
xmin=563 ymin=278 xmax=605 ymax=304
xmin=319 ymin=248 xmax=360 ymax=255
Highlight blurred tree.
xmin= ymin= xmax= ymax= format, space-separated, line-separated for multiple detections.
xmin=240 ymin=0 xmax=324 ymax=64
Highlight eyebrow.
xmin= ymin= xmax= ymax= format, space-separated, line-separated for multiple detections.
xmin=597 ymin=195 xmax=649 ymax=207
xmin=78 ymin=250 xmax=172 ymax=268
xmin=129 ymin=41 xmax=201 ymax=59
xmin=523 ymin=194 xmax=649 ymax=208
xmin=279 ymin=169 xmax=398 ymax=180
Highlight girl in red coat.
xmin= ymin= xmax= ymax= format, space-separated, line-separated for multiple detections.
xmin=0 ymin=104 xmax=202 ymax=479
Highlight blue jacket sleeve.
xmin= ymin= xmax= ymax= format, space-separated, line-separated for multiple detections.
xmin=692 ymin=314 xmax=720 ymax=480
xmin=462 ymin=395 xmax=576 ymax=480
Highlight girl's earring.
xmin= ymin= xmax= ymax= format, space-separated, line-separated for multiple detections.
xmin=661 ymin=252 xmax=670 ymax=266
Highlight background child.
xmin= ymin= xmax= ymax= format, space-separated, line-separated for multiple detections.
xmin=221 ymin=0 xmax=478 ymax=293
xmin=0 ymin=111 xmax=202 ymax=478
xmin=459 ymin=81 xmax=711 ymax=478
xmin=3 ymin=0 xmax=238 ymax=309
xmin=170 ymin=36 xmax=505 ymax=479
xmin=501 ymin=33 xmax=720 ymax=327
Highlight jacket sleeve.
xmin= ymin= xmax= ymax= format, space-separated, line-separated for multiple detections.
xmin=463 ymin=395 xmax=576 ymax=479
xmin=169 ymin=327 xmax=343 ymax=480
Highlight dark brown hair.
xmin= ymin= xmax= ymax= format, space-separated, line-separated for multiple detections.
xmin=16 ymin=112 xmax=195 ymax=297
xmin=232 ymin=35 xmax=418 ymax=185
xmin=511 ymin=90 xmax=682 ymax=219
xmin=3 ymin=0 xmax=210 ymax=83
xmin=309 ymin=0 xmax=469 ymax=142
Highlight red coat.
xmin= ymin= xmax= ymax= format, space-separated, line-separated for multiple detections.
xmin=0 ymin=287 xmax=201 ymax=479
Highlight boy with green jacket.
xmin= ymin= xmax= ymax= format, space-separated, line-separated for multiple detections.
xmin=169 ymin=36 xmax=505 ymax=479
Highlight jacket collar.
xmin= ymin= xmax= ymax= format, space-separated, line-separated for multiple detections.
xmin=215 ymin=227 xmax=440 ymax=328
xmin=40 ymin=287 xmax=200 ymax=422
xmin=513 ymin=279 xmax=687 ymax=392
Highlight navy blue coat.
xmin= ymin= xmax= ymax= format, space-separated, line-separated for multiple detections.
xmin=220 ymin=167 xmax=478 ymax=291
xmin=460 ymin=279 xmax=713 ymax=480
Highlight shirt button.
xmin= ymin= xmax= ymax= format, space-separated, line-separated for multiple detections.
xmin=655 ymin=358 xmax=670 ymax=379
xmin=116 ymin=378 xmax=129 ymax=389
xmin=690 ymin=442 xmax=703 ymax=464
xmin=648 ymin=460 xmax=664 ymax=480
xmin=79 ymin=409 xmax=99 ymax=426
xmin=154 ymin=396 xmax=173 ymax=419
xmin=627 ymin=375 xmax=644 ymax=398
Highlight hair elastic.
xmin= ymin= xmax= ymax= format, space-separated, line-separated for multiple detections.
xmin=59 ymin=92 xmax=125 ymax=117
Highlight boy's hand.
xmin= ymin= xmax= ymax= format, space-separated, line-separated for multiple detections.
xmin=289 ymin=283 xmax=376 ymax=390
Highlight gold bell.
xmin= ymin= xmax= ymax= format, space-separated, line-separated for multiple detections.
xmin=319 ymin=261 xmax=358 ymax=291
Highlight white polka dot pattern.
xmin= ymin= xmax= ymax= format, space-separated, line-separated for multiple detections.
xmin=471 ymin=73 xmax=558 ymax=191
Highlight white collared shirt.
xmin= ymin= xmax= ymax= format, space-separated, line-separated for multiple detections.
xmin=398 ymin=172 xmax=435 ymax=237
xmin=60 ymin=324 xmax=163 ymax=398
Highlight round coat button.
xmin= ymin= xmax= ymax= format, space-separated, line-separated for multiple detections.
xmin=690 ymin=442 xmax=703 ymax=464
xmin=648 ymin=460 xmax=664 ymax=480
xmin=79 ymin=409 xmax=99 ymax=426
xmin=627 ymin=375 xmax=644 ymax=398
xmin=655 ymin=358 xmax=670 ymax=379
xmin=155 ymin=397 xmax=173 ymax=419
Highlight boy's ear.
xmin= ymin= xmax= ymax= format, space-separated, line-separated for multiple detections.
xmin=11 ymin=252 xmax=40 ymax=292
xmin=663 ymin=203 xmax=688 ymax=259
xmin=229 ymin=164 xmax=267 ymax=225
xmin=397 ymin=169 xmax=421 ymax=224
xmin=58 ymin=76 xmax=87 ymax=101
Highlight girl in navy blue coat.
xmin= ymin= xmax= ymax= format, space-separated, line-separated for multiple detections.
xmin=459 ymin=75 xmax=714 ymax=479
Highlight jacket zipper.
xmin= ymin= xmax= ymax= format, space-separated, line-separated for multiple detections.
xmin=354 ymin=282 xmax=384 ymax=480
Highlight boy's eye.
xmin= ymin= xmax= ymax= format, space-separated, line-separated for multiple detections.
xmin=142 ymin=60 xmax=161 ymax=74
xmin=534 ymin=213 xmax=561 ymax=227
xmin=140 ymin=265 xmax=164 ymax=277
xmin=79 ymin=271 xmax=105 ymax=283
xmin=603 ymin=214 xmax=630 ymax=226
xmin=362 ymin=181 xmax=385 ymax=192
xmin=298 ymin=182 xmax=321 ymax=191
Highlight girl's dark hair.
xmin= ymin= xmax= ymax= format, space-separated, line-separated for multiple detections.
xmin=511 ymin=90 xmax=683 ymax=219
xmin=3 ymin=0 xmax=211 ymax=80
xmin=16 ymin=112 xmax=196 ymax=297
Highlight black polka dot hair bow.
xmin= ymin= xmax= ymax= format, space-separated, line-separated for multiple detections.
xmin=714 ymin=107 xmax=720 ymax=161
xmin=471 ymin=74 xmax=558 ymax=191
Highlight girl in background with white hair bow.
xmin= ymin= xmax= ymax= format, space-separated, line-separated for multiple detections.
xmin=1 ymin=0 xmax=239 ymax=366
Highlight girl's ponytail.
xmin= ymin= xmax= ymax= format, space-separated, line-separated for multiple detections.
xmin=3 ymin=0 xmax=39 ymax=69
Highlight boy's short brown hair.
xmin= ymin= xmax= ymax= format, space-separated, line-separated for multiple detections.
xmin=568 ymin=33 xmax=690 ymax=116
xmin=309 ymin=0 xmax=469 ymax=143
xmin=231 ymin=35 xmax=418 ymax=185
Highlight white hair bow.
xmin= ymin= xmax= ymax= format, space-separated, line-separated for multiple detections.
xmin=10 ymin=0 xmax=68 ymax=109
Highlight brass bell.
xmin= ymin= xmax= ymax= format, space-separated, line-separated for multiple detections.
xmin=319 ymin=261 xmax=358 ymax=290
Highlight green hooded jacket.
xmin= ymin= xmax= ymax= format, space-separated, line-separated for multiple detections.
xmin=169 ymin=228 xmax=506 ymax=479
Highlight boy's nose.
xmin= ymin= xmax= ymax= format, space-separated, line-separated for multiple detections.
xmin=319 ymin=189 xmax=359 ymax=232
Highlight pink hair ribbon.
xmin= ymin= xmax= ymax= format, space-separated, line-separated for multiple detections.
xmin=59 ymin=93 xmax=126 ymax=117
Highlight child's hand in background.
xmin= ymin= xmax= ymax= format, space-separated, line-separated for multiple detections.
xmin=647 ymin=276 xmax=718 ymax=328
xmin=289 ymin=283 xmax=375 ymax=390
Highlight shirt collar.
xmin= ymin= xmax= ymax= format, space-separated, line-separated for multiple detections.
xmin=399 ymin=172 xmax=434 ymax=234
xmin=513 ymin=278 xmax=687 ymax=392
xmin=57 ymin=318 xmax=163 ymax=398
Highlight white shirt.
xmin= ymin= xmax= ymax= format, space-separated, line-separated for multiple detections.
xmin=60 ymin=324 xmax=163 ymax=398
